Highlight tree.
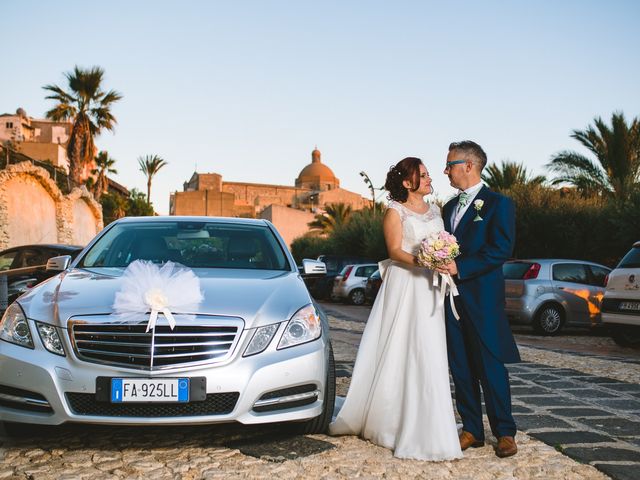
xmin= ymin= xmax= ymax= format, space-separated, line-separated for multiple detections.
xmin=547 ymin=112 xmax=640 ymax=200
xmin=482 ymin=160 xmax=546 ymax=190
xmin=90 ymin=151 xmax=117 ymax=200
xmin=308 ymin=203 xmax=352 ymax=234
xmin=127 ymin=188 xmax=155 ymax=216
xmin=43 ymin=66 xmax=122 ymax=185
xmin=138 ymin=154 xmax=168 ymax=204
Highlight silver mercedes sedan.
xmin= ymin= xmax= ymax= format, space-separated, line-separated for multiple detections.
xmin=0 ymin=217 xmax=334 ymax=435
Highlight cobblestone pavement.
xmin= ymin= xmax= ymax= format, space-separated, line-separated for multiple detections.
xmin=0 ymin=304 xmax=637 ymax=479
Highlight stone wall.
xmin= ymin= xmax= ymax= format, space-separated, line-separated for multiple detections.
xmin=0 ymin=161 xmax=103 ymax=250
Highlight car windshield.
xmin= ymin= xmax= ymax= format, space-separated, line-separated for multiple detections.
xmin=78 ymin=221 xmax=290 ymax=271
xmin=618 ymin=247 xmax=640 ymax=269
xmin=503 ymin=262 xmax=534 ymax=279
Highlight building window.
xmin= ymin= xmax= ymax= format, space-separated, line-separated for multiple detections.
xmin=5 ymin=122 xmax=13 ymax=129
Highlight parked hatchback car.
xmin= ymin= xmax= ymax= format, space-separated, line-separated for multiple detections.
xmin=0 ymin=244 xmax=83 ymax=311
xmin=601 ymin=241 xmax=640 ymax=348
xmin=0 ymin=217 xmax=335 ymax=436
xmin=302 ymin=254 xmax=375 ymax=300
xmin=364 ymin=269 xmax=382 ymax=305
xmin=504 ymin=259 xmax=611 ymax=335
xmin=332 ymin=263 xmax=378 ymax=305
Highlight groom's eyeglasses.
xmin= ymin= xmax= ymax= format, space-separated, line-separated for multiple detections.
xmin=445 ymin=159 xmax=467 ymax=169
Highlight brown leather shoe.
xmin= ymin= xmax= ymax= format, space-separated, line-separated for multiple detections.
xmin=459 ymin=431 xmax=484 ymax=450
xmin=496 ymin=436 xmax=518 ymax=458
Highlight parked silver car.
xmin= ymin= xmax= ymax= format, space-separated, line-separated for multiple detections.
xmin=601 ymin=241 xmax=640 ymax=348
xmin=331 ymin=263 xmax=378 ymax=305
xmin=504 ymin=259 xmax=611 ymax=335
xmin=0 ymin=217 xmax=335 ymax=435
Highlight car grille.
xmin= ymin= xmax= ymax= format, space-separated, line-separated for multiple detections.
xmin=66 ymin=392 xmax=239 ymax=417
xmin=69 ymin=315 xmax=244 ymax=371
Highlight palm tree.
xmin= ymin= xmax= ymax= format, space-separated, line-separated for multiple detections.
xmin=482 ymin=160 xmax=546 ymax=190
xmin=308 ymin=203 xmax=352 ymax=234
xmin=547 ymin=112 xmax=640 ymax=199
xmin=90 ymin=151 xmax=118 ymax=200
xmin=138 ymin=154 xmax=168 ymax=205
xmin=43 ymin=66 xmax=123 ymax=185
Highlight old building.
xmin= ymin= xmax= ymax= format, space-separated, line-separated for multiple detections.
xmin=170 ymin=147 xmax=370 ymax=245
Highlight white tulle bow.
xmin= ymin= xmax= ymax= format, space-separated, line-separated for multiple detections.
xmin=113 ymin=261 xmax=204 ymax=332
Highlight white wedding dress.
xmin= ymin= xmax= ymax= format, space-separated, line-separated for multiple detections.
xmin=329 ymin=200 xmax=463 ymax=461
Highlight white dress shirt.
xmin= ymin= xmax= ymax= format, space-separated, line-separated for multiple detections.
xmin=452 ymin=182 xmax=483 ymax=231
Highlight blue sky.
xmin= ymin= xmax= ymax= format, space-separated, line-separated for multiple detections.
xmin=2 ymin=1 xmax=639 ymax=213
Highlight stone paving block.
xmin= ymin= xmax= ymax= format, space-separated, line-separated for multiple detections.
xmin=513 ymin=414 xmax=572 ymax=430
xmin=535 ymin=380 xmax=584 ymax=389
xmin=602 ymin=383 xmax=640 ymax=394
xmin=579 ymin=417 xmax=640 ymax=437
xmin=586 ymin=399 xmax=640 ymax=411
xmin=529 ymin=430 xmax=613 ymax=445
xmin=512 ymin=404 xmax=534 ymax=414
xmin=514 ymin=373 xmax=562 ymax=382
xmin=594 ymin=464 xmax=640 ymax=480
xmin=547 ymin=407 xmax=614 ymax=418
xmin=511 ymin=386 xmax=553 ymax=396
xmin=582 ymin=376 xmax=628 ymax=384
xmin=522 ymin=396 xmax=587 ymax=407
xmin=549 ymin=369 xmax=597 ymax=377
xmin=560 ymin=388 xmax=620 ymax=399
xmin=563 ymin=446 xmax=640 ymax=463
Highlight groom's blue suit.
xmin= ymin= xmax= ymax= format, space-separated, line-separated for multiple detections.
xmin=443 ymin=185 xmax=520 ymax=440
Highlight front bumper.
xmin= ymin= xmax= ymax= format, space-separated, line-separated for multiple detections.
xmin=0 ymin=321 xmax=329 ymax=426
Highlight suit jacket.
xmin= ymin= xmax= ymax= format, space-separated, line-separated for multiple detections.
xmin=443 ymin=186 xmax=521 ymax=363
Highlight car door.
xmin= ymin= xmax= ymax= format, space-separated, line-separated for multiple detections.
xmin=7 ymin=248 xmax=51 ymax=301
xmin=551 ymin=263 xmax=592 ymax=325
xmin=586 ymin=264 xmax=612 ymax=325
xmin=354 ymin=265 xmax=377 ymax=288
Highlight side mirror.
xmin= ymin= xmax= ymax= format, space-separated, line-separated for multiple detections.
xmin=46 ymin=255 xmax=72 ymax=272
xmin=302 ymin=259 xmax=327 ymax=275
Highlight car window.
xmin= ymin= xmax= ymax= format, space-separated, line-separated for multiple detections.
xmin=0 ymin=251 xmax=18 ymax=271
xmin=355 ymin=266 xmax=367 ymax=276
xmin=503 ymin=262 xmax=535 ymax=279
xmin=552 ymin=263 xmax=589 ymax=285
xmin=17 ymin=249 xmax=51 ymax=268
xmin=79 ymin=221 xmax=290 ymax=271
xmin=588 ymin=265 xmax=611 ymax=287
xmin=618 ymin=247 xmax=640 ymax=268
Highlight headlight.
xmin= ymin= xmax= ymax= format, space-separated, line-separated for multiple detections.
xmin=0 ymin=303 xmax=34 ymax=349
xmin=278 ymin=304 xmax=322 ymax=349
xmin=244 ymin=323 xmax=279 ymax=356
xmin=36 ymin=322 xmax=66 ymax=356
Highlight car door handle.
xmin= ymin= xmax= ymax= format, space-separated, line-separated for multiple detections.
xmin=557 ymin=286 xmax=565 ymax=290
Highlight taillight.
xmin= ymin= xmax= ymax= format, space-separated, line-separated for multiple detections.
xmin=522 ymin=263 xmax=541 ymax=280
xmin=603 ymin=274 xmax=609 ymax=287
xmin=342 ymin=266 xmax=354 ymax=282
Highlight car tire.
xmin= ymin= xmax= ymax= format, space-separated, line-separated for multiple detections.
xmin=533 ymin=303 xmax=565 ymax=335
xmin=299 ymin=344 xmax=336 ymax=434
xmin=349 ymin=288 xmax=365 ymax=306
xmin=611 ymin=325 xmax=640 ymax=348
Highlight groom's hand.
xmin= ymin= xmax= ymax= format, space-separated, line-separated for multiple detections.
xmin=441 ymin=261 xmax=458 ymax=276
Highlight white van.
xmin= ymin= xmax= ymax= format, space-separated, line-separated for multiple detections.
xmin=601 ymin=241 xmax=640 ymax=347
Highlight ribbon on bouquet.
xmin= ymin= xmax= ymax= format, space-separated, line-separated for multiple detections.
xmin=433 ymin=271 xmax=461 ymax=321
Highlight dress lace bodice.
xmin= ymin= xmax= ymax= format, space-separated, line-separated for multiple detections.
xmin=388 ymin=200 xmax=445 ymax=255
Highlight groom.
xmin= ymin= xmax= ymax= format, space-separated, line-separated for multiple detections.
xmin=438 ymin=140 xmax=521 ymax=458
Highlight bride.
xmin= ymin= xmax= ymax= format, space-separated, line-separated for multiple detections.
xmin=329 ymin=157 xmax=462 ymax=461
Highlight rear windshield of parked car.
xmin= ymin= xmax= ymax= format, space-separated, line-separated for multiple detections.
xmin=79 ymin=222 xmax=290 ymax=271
xmin=618 ymin=247 xmax=640 ymax=269
xmin=503 ymin=262 xmax=535 ymax=279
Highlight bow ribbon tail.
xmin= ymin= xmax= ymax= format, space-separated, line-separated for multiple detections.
xmin=146 ymin=310 xmax=159 ymax=332
xmin=440 ymin=273 xmax=461 ymax=321
xmin=162 ymin=308 xmax=176 ymax=330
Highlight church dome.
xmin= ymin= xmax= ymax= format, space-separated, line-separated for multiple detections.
xmin=295 ymin=147 xmax=339 ymax=190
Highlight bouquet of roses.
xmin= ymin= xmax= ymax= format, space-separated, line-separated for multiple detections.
xmin=416 ymin=231 xmax=460 ymax=269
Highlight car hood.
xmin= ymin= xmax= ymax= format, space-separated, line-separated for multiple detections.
xmin=17 ymin=267 xmax=312 ymax=329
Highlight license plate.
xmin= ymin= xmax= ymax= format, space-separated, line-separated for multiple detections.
xmin=111 ymin=378 xmax=189 ymax=403
xmin=620 ymin=301 xmax=640 ymax=311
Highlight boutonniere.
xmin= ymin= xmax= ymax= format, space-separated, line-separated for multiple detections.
xmin=473 ymin=199 xmax=484 ymax=222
